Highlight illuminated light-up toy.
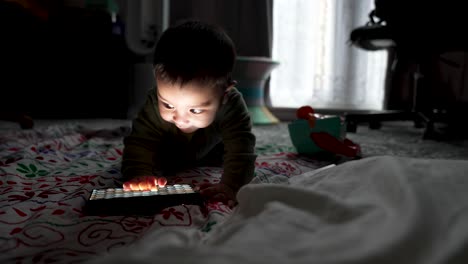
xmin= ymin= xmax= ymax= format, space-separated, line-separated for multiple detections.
xmin=288 ymin=106 xmax=361 ymax=158
xmin=85 ymin=184 xmax=204 ymax=216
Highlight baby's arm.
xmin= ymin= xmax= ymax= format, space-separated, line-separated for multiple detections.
xmin=197 ymin=91 xmax=256 ymax=206
xmin=218 ymin=89 xmax=257 ymax=194
xmin=121 ymin=89 xmax=167 ymax=188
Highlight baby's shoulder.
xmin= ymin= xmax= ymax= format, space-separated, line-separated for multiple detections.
xmin=215 ymin=87 xmax=250 ymax=125
xmin=222 ymin=87 xmax=244 ymax=107
xmin=226 ymin=87 xmax=242 ymax=98
xmin=219 ymin=87 xmax=245 ymax=113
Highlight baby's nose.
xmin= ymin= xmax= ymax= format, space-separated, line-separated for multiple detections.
xmin=173 ymin=111 xmax=189 ymax=123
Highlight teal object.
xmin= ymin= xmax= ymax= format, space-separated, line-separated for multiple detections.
xmin=232 ymin=56 xmax=280 ymax=125
xmin=288 ymin=116 xmax=346 ymax=155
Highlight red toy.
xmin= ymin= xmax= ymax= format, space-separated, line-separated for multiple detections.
xmin=296 ymin=106 xmax=361 ymax=158
xmin=296 ymin=105 xmax=314 ymax=119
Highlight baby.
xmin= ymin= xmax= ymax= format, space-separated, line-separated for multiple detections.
xmin=121 ymin=21 xmax=257 ymax=207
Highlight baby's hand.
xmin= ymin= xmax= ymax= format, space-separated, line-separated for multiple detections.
xmin=123 ymin=176 xmax=167 ymax=191
xmin=195 ymin=182 xmax=237 ymax=208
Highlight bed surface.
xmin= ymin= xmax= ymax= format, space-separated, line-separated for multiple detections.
xmin=0 ymin=120 xmax=329 ymax=263
xmin=1 ymin=120 xmax=467 ymax=264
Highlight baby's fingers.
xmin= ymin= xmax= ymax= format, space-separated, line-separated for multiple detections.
xmin=142 ymin=177 xmax=158 ymax=191
xmin=123 ymin=176 xmax=162 ymax=191
xmin=227 ymin=199 xmax=237 ymax=208
xmin=157 ymin=177 xmax=167 ymax=187
xmin=123 ymin=181 xmax=141 ymax=191
xmin=122 ymin=181 xmax=132 ymax=191
xmin=211 ymin=193 xmax=237 ymax=208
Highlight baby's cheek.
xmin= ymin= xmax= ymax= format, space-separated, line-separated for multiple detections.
xmin=159 ymin=112 xmax=172 ymax=123
xmin=195 ymin=115 xmax=216 ymax=128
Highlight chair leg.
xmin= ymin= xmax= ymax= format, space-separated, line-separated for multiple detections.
xmin=369 ymin=121 xmax=382 ymax=130
xmin=346 ymin=121 xmax=358 ymax=133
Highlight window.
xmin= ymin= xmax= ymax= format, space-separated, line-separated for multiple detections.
xmin=270 ymin=0 xmax=388 ymax=110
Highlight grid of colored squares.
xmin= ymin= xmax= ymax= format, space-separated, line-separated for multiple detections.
xmin=89 ymin=184 xmax=196 ymax=200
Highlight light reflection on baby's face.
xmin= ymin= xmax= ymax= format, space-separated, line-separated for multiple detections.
xmin=156 ymin=78 xmax=223 ymax=134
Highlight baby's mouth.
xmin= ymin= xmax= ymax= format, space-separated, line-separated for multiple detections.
xmin=175 ymin=123 xmax=188 ymax=129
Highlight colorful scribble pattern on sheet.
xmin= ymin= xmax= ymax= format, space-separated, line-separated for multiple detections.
xmin=0 ymin=124 xmax=327 ymax=263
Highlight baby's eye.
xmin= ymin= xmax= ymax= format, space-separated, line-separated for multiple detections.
xmin=163 ymin=103 xmax=174 ymax=109
xmin=190 ymin=109 xmax=203 ymax=114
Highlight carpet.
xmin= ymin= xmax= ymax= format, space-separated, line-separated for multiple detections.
xmin=253 ymin=121 xmax=468 ymax=160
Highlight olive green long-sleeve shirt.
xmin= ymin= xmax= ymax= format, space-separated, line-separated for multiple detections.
xmin=121 ymin=86 xmax=257 ymax=192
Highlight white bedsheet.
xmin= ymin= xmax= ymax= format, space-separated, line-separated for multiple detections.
xmin=85 ymin=156 xmax=468 ymax=264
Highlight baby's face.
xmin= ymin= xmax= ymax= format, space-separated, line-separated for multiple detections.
xmin=156 ymin=78 xmax=223 ymax=134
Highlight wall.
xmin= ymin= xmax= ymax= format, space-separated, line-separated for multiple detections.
xmin=169 ymin=0 xmax=272 ymax=57
xmin=0 ymin=1 xmax=140 ymax=119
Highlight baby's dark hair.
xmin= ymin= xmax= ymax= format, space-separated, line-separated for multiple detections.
xmin=153 ymin=20 xmax=236 ymax=90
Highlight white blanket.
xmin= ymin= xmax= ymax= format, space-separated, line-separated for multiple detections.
xmin=85 ymin=156 xmax=468 ymax=264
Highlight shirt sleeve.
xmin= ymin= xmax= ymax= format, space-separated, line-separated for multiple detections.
xmin=121 ymin=89 xmax=165 ymax=179
xmin=219 ymin=88 xmax=257 ymax=192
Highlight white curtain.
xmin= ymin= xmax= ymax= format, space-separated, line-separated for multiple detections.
xmin=270 ymin=0 xmax=388 ymax=110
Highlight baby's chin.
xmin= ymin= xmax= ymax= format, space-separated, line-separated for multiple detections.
xmin=178 ymin=127 xmax=199 ymax=134
xmin=165 ymin=119 xmax=211 ymax=134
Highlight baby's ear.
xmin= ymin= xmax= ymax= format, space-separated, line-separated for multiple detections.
xmin=222 ymin=82 xmax=235 ymax=105
xmin=225 ymin=80 xmax=237 ymax=92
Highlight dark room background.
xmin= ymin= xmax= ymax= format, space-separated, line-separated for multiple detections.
xmin=1 ymin=0 xmax=467 ymax=128
xmin=0 ymin=0 xmax=272 ymax=120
